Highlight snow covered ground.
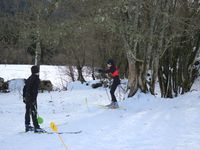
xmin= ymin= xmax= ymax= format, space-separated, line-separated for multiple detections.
xmin=0 ymin=64 xmax=92 ymax=89
xmin=0 ymin=65 xmax=200 ymax=150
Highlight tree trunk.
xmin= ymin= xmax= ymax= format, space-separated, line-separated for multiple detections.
xmin=34 ymin=13 xmax=41 ymax=68
xmin=34 ymin=40 xmax=41 ymax=66
xmin=69 ymin=65 xmax=75 ymax=82
xmin=127 ymin=59 xmax=138 ymax=97
xmin=77 ymin=65 xmax=86 ymax=84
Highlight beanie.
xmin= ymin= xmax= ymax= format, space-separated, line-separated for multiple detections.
xmin=107 ymin=59 xmax=114 ymax=65
xmin=31 ymin=65 xmax=39 ymax=74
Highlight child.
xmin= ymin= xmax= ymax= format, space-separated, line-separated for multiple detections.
xmin=23 ymin=65 xmax=45 ymax=133
xmin=99 ymin=59 xmax=120 ymax=108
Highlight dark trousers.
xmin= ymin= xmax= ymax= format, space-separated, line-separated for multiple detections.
xmin=25 ymin=102 xmax=39 ymax=128
xmin=110 ymin=81 xmax=120 ymax=102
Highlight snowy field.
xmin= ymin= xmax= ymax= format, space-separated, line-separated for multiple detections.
xmin=0 ymin=64 xmax=92 ymax=89
xmin=0 ymin=64 xmax=200 ymax=150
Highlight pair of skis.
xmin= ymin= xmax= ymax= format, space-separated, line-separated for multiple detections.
xmin=20 ymin=122 xmax=82 ymax=135
xmin=97 ymin=104 xmax=126 ymax=110
xmin=46 ymin=130 xmax=82 ymax=134
xmin=20 ymin=130 xmax=82 ymax=134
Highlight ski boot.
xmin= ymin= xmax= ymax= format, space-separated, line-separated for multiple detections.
xmin=25 ymin=125 xmax=34 ymax=132
xmin=34 ymin=127 xmax=46 ymax=133
xmin=106 ymin=102 xmax=119 ymax=109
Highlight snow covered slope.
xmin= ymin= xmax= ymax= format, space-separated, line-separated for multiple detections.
xmin=0 ymin=65 xmax=200 ymax=150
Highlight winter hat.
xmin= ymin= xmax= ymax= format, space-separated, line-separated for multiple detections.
xmin=31 ymin=65 xmax=39 ymax=74
xmin=107 ymin=59 xmax=114 ymax=65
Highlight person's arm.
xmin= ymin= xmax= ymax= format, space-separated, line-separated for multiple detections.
xmin=106 ymin=66 xmax=116 ymax=74
xmin=31 ymin=77 xmax=40 ymax=102
xmin=99 ymin=66 xmax=115 ymax=74
xmin=22 ymin=82 xmax=26 ymax=98
xmin=25 ymin=77 xmax=31 ymax=99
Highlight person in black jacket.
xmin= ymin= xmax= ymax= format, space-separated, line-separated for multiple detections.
xmin=23 ymin=65 xmax=44 ymax=133
xmin=99 ymin=59 xmax=120 ymax=108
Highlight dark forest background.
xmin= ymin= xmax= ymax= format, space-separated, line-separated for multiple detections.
xmin=0 ymin=0 xmax=200 ymax=98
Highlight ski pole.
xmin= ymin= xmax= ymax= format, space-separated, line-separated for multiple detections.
xmin=104 ymin=84 xmax=111 ymax=102
xmin=85 ymin=98 xmax=89 ymax=112
xmin=34 ymin=104 xmax=43 ymax=124
xmin=50 ymin=122 xmax=68 ymax=150
xmin=118 ymin=85 xmax=122 ymax=101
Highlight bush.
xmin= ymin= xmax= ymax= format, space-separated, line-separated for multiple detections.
xmin=39 ymin=80 xmax=53 ymax=92
xmin=0 ymin=77 xmax=9 ymax=93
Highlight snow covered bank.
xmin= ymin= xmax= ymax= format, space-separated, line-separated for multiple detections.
xmin=0 ymin=65 xmax=200 ymax=150
xmin=0 ymin=64 xmax=68 ymax=89
xmin=0 ymin=84 xmax=200 ymax=150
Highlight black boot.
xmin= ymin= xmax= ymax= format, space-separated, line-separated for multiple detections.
xmin=25 ymin=125 xmax=34 ymax=132
xmin=34 ymin=127 xmax=46 ymax=133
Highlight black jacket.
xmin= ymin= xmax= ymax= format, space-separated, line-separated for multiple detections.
xmin=23 ymin=74 xmax=40 ymax=103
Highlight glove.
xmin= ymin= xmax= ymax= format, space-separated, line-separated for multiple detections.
xmin=23 ymin=97 xmax=26 ymax=104
xmin=98 ymin=69 xmax=103 ymax=73
xmin=32 ymin=101 xmax=36 ymax=106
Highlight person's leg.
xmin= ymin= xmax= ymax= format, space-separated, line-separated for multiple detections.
xmin=30 ymin=104 xmax=40 ymax=129
xmin=25 ymin=103 xmax=34 ymax=131
xmin=110 ymin=82 xmax=118 ymax=102
xmin=25 ymin=103 xmax=30 ymax=125
xmin=30 ymin=103 xmax=46 ymax=133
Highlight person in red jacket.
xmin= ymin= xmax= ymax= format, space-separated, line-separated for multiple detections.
xmin=99 ymin=59 xmax=120 ymax=108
